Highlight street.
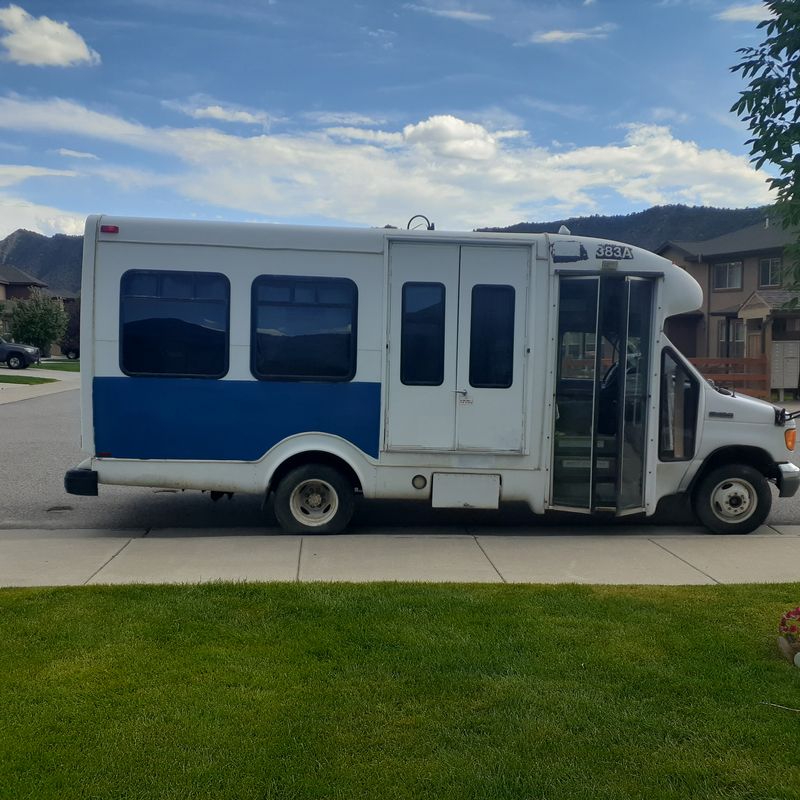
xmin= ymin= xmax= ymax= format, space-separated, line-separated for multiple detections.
xmin=3 ymin=386 xmax=800 ymax=532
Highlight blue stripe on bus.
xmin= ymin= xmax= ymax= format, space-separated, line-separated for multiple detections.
xmin=93 ymin=377 xmax=381 ymax=460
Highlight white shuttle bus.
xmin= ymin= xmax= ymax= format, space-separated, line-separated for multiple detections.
xmin=65 ymin=215 xmax=800 ymax=534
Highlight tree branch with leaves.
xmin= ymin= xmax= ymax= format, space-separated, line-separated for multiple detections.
xmin=731 ymin=1 xmax=800 ymax=284
xmin=10 ymin=288 xmax=68 ymax=355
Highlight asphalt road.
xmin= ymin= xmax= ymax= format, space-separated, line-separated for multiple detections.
xmin=2 ymin=388 xmax=799 ymax=531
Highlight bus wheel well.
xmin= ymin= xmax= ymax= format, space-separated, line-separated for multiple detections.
xmin=691 ymin=446 xmax=779 ymax=491
xmin=267 ymin=452 xmax=363 ymax=496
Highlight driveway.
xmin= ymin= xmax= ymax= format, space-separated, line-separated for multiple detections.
xmin=0 ymin=364 xmax=80 ymax=405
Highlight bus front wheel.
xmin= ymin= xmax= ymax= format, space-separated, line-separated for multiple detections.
xmin=273 ymin=464 xmax=355 ymax=534
xmin=693 ymin=464 xmax=771 ymax=534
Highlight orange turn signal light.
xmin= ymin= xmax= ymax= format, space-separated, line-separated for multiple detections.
xmin=785 ymin=428 xmax=796 ymax=451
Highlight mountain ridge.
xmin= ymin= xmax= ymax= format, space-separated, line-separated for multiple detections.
xmin=479 ymin=204 xmax=771 ymax=251
xmin=0 ymin=227 xmax=83 ymax=293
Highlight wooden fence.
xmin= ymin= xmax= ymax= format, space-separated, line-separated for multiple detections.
xmin=688 ymin=357 xmax=769 ymax=399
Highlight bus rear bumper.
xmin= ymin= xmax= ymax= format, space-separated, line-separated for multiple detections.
xmin=64 ymin=468 xmax=98 ymax=496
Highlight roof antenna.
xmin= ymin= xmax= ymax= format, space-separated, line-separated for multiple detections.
xmin=407 ymin=214 xmax=435 ymax=231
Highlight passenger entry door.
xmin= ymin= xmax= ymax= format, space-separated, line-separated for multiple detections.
xmin=386 ymin=242 xmax=529 ymax=452
xmin=551 ymin=275 xmax=654 ymax=513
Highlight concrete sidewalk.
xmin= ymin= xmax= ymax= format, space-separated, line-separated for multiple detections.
xmin=2 ymin=524 xmax=800 ymax=587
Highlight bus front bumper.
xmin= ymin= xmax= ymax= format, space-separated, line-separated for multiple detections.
xmin=777 ymin=462 xmax=800 ymax=498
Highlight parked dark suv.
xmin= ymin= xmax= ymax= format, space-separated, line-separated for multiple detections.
xmin=0 ymin=336 xmax=40 ymax=369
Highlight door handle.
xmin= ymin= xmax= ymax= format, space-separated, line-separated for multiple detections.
xmin=453 ymin=389 xmax=468 ymax=396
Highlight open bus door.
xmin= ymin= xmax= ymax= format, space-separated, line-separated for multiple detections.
xmin=551 ymin=275 xmax=655 ymax=514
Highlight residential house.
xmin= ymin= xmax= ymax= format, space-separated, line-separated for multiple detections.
xmin=0 ymin=265 xmax=79 ymax=349
xmin=0 ymin=263 xmax=47 ymax=301
xmin=658 ymin=219 xmax=799 ymax=397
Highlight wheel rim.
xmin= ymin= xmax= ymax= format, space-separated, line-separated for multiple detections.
xmin=710 ymin=478 xmax=757 ymax=524
xmin=289 ymin=479 xmax=339 ymax=527
xmin=8 ymin=356 xmax=20 ymax=368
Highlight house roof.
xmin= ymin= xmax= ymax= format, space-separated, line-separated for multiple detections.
xmin=657 ymin=219 xmax=796 ymax=261
xmin=0 ymin=263 xmax=47 ymax=287
xmin=745 ymin=290 xmax=800 ymax=310
xmin=737 ymin=289 xmax=800 ymax=320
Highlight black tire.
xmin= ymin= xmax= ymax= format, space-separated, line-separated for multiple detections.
xmin=273 ymin=464 xmax=355 ymax=534
xmin=6 ymin=354 xmax=24 ymax=370
xmin=693 ymin=463 xmax=771 ymax=534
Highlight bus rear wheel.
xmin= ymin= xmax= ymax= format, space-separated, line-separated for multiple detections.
xmin=273 ymin=464 xmax=355 ymax=534
xmin=693 ymin=464 xmax=771 ymax=534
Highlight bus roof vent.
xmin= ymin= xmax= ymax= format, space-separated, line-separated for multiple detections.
xmin=558 ymin=225 xmax=571 ymax=235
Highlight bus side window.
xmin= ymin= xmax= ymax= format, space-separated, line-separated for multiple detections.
xmin=251 ymin=275 xmax=357 ymax=382
xmin=401 ymin=282 xmax=445 ymax=386
xmin=120 ymin=270 xmax=230 ymax=378
xmin=469 ymin=285 xmax=515 ymax=389
xmin=659 ymin=349 xmax=699 ymax=460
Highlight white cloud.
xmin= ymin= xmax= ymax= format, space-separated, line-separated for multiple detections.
xmin=325 ymin=127 xmax=404 ymax=146
xmin=0 ymin=163 xmax=76 ymax=188
xmin=360 ymin=27 xmax=396 ymax=49
xmin=715 ymin=3 xmax=771 ymax=22
xmin=403 ymin=115 xmax=499 ymax=160
xmin=550 ymin=123 xmax=769 ymax=207
xmin=185 ymin=105 xmax=270 ymax=126
xmin=0 ymin=194 xmax=84 ymax=235
xmin=306 ymin=111 xmax=387 ymax=127
xmin=404 ymin=4 xmax=493 ymax=23
xmin=520 ymin=97 xmax=590 ymax=120
xmin=165 ymin=99 xmax=273 ymax=127
xmin=651 ymin=107 xmax=690 ymax=125
xmin=532 ymin=23 xmax=616 ymax=43
xmin=56 ymin=148 xmax=98 ymax=160
xmin=0 ymin=96 xmax=775 ymax=232
xmin=0 ymin=4 xmax=100 ymax=66
xmin=0 ymin=96 xmax=158 ymax=150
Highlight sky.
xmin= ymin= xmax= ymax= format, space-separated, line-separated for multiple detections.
xmin=0 ymin=0 xmax=780 ymax=238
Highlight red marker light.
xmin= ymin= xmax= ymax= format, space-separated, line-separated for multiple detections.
xmin=100 ymin=225 xmax=119 ymax=234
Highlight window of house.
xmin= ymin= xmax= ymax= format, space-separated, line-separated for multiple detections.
xmin=400 ymin=282 xmax=445 ymax=386
xmin=759 ymin=257 xmax=782 ymax=287
xmin=469 ymin=285 xmax=515 ymax=388
xmin=712 ymin=261 xmax=743 ymax=290
xmin=251 ymin=275 xmax=357 ymax=381
xmin=120 ymin=270 xmax=230 ymax=378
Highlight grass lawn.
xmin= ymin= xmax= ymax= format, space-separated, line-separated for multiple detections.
xmin=1 ymin=583 xmax=799 ymax=799
xmin=36 ymin=361 xmax=80 ymax=372
xmin=0 ymin=374 xmax=57 ymax=385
